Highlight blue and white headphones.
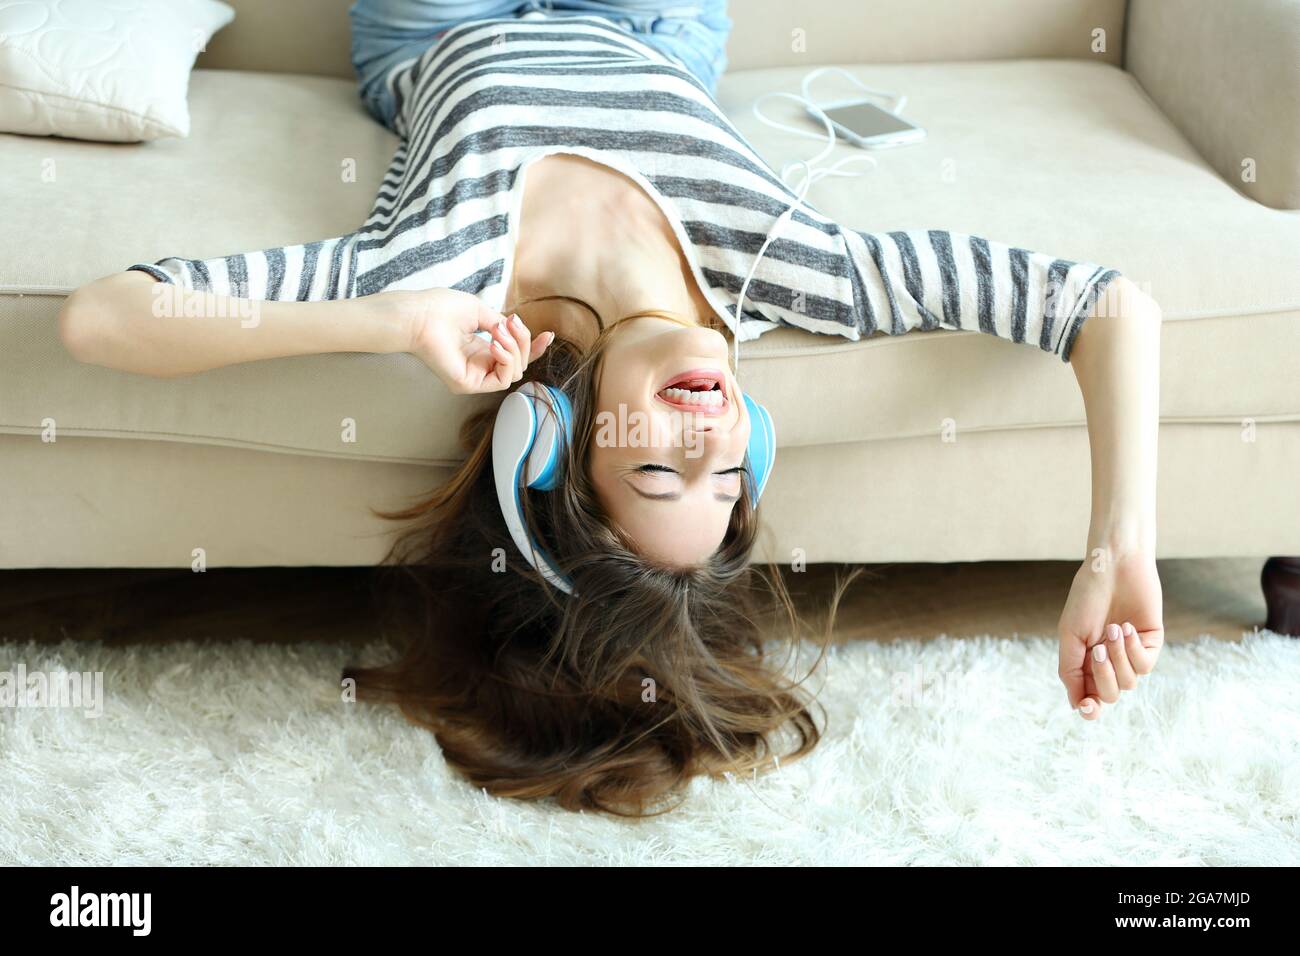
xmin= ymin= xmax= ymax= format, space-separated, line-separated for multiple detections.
xmin=492 ymin=380 xmax=776 ymax=595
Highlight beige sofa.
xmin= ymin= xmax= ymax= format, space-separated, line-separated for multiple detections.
xmin=2 ymin=0 xmax=1298 ymax=618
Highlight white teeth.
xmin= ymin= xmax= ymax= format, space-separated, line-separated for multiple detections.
xmin=660 ymin=386 xmax=724 ymax=407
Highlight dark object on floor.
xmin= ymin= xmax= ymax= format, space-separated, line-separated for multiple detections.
xmin=1262 ymin=557 xmax=1300 ymax=637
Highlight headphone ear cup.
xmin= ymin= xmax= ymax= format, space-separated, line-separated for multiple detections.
xmin=493 ymin=381 xmax=577 ymax=595
xmin=519 ymin=382 xmax=574 ymax=491
xmin=741 ymin=392 xmax=776 ymax=503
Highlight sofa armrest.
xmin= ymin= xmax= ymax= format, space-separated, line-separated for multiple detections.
xmin=1126 ymin=0 xmax=1300 ymax=209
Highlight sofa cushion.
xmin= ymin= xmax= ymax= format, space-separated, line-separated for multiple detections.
xmin=2 ymin=70 xmax=397 ymax=291
xmin=725 ymin=58 xmax=1300 ymax=447
xmin=2 ymin=60 xmax=1298 ymax=467
xmin=0 ymin=0 xmax=234 ymax=141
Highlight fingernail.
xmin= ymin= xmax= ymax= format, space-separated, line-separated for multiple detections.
xmin=1080 ymin=699 xmax=1095 ymax=714
xmin=510 ymin=314 xmax=524 ymax=329
xmin=1124 ymin=622 xmax=1136 ymax=637
xmin=1107 ymin=623 xmax=1122 ymax=642
xmin=491 ymin=340 xmax=506 ymax=353
xmin=1092 ymin=643 xmax=1107 ymax=663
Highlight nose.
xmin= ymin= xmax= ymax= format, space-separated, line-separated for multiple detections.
xmin=685 ymin=393 xmax=742 ymax=438
xmin=685 ymin=412 xmax=731 ymax=439
xmin=683 ymin=414 xmax=742 ymax=462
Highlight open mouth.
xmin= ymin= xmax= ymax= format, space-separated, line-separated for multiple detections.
xmin=655 ymin=368 xmax=728 ymax=414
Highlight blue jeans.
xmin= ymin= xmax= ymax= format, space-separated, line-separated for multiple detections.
xmin=349 ymin=0 xmax=732 ymax=131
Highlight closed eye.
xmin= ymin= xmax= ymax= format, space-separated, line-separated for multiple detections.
xmin=636 ymin=464 xmax=748 ymax=477
xmin=630 ymin=464 xmax=746 ymax=503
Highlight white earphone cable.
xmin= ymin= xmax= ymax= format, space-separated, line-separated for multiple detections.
xmin=732 ymin=67 xmax=907 ymax=376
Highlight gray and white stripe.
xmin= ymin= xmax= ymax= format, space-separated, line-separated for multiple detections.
xmin=128 ymin=14 xmax=1120 ymax=363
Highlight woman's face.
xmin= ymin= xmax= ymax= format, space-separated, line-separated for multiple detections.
xmin=588 ymin=316 xmax=752 ymax=568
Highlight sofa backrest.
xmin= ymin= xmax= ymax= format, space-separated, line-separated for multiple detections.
xmin=721 ymin=0 xmax=1126 ymax=70
xmin=198 ymin=0 xmax=354 ymax=78
xmin=195 ymin=0 xmax=1127 ymax=78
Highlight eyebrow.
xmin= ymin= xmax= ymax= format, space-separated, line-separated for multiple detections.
xmin=628 ymin=485 xmax=741 ymax=504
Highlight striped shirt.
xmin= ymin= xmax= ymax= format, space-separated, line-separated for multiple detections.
xmin=128 ymin=14 xmax=1120 ymax=362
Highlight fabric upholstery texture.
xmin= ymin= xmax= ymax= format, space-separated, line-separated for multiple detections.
xmin=2 ymin=0 xmax=1297 ymax=567
xmin=194 ymin=0 xmax=1129 ymax=77
xmin=0 ymin=0 xmax=234 ymax=141
xmin=1126 ymin=0 xmax=1300 ymax=210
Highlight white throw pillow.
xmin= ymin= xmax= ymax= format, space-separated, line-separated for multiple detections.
xmin=0 ymin=0 xmax=235 ymax=141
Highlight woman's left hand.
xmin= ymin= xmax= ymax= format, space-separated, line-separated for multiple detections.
xmin=1057 ymin=549 xmax=1166 ymax=720
xmin=400 ymin=288 xmax=554 ymax=394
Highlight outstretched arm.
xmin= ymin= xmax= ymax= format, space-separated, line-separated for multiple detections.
xmin=849 ymin=229 xmax=1164 ymax=716
xmin=1057 ymin=276 xmax=1164 ymax=720
xmin=59 ymin=271 xmax=550 ymax=389
xmin=59 ymin=269 xmax=411 ymax=377
xmin=59 ymin=230 xmax=377 ymax=375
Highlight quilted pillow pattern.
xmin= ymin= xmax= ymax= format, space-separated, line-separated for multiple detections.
xmin=0 ymin=0 xmax=234 ymax=141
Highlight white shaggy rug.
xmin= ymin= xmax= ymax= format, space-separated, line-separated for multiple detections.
xmin=2 ymin=630 xmax=1298 ymax=866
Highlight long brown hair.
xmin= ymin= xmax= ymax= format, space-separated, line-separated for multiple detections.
xmin=345 ymin=296 xmax=857 ymax=815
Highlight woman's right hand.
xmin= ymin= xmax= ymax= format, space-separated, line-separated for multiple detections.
xmin=395 ymin=288 xmax=554 ymax=394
